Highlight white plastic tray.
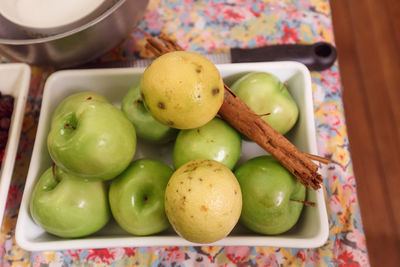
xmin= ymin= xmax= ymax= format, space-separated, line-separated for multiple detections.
xmin=0 ymin=63 xmax=31 ymax=224
xmin=16 ymin=61 xmax=329 ymax=251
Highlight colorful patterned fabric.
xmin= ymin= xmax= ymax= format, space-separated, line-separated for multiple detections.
xmin=0 ymin=0 xmax=370 ymax=266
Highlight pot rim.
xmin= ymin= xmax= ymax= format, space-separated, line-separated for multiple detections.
xmin=0 ymin=0 xmax=125 ymax=45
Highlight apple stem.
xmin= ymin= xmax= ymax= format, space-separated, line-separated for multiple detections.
xmin=282 ymin=82 xmax=288 ymax=91
xmin=290 ymin=198 xmax=316 ymax=207
xmin=51 ymin=163 xmax=60 ymax=184
xmin=257 ymin=113 xmax=271 ymax=117
xmin=135 ymin=99 xmax=143 ymax=105
xmin=64 ymin=123 xmax=76 ymax=130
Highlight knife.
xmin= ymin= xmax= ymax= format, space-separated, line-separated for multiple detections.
xmin=79 ymin=42 xmax=337 ymax=71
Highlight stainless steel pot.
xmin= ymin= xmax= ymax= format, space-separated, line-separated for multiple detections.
xmin=0 ymin=0 xmax=149 ymax=68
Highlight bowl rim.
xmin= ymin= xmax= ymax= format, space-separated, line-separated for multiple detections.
xmin=0 ymin=0 xmax=125 ymax=45
xmin=15 ymin=62 xmax=329 ymax=250
xmin=0 ymin=63 xmax=31 ymax=226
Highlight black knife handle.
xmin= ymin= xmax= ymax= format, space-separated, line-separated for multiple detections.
xmin=230 ymin=42 xmax=337 ymax=71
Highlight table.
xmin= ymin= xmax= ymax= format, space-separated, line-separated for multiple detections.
xmin=0 ymin=0 xmax=370 ymax=266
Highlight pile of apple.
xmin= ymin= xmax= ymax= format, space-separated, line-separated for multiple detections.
xmin=30 ymin=51 xmax=306 ymax=244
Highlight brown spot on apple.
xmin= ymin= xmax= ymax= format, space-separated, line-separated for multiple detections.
xmin=200 ymin=205 xmax=208 ymax=212
xmin=158 ymin=102 xmax=165 ymax=109
xmin=212 ymin=88 xmax=220 ymax=95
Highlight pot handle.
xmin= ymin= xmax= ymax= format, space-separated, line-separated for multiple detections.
xmin=230 ymin=42 xmax=337 ymax=71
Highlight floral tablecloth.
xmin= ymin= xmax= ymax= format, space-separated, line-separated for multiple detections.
xmin=0 ymin=0 xmax=370 ymax=266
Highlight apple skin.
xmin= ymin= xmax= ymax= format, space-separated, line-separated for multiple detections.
xmin=234 ymin=155 xmax=306 ymax=235
xmin=165 ymin=159 xmax=242 ymax=244
xmin=230 ymin=72 xmax=299 ymax=135
xmin=121 ymin=84 xmax=178 ymax=144
xmin=173 ymin=117 xmax=242 ymax=170
xmin=140 ymin=51 xmax=224 ymax=129
xmin=30 ymin=166 xmax=110 ymax=238
xmin=47 ymin=92 xmax=136 ymax=181
xmin=109 ymin=158 xmax=173 ymax=235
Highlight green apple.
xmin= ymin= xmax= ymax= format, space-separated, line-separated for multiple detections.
xmin=109 ymin=158 xmax=173 ymax=235
xmin=234 ymin=155 xmax=306 ymax=235
xmin=30 ymin=165 xmax=110 ymax=238
xmin=47 ymin=92 xmax=136 ymax=181
xmin=121 ymin=84 xmax=178 ymax=143
xmin=173 ymin=117 xmax=242 ymax=170
xmin=230 ymin=72 xmax=299 ymax=135
xmin=140 ymin=51 xmax=224 ymax=129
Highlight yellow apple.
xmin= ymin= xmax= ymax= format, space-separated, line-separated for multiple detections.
xmin=140 ymin=51 xmax=224 ymax=129
xmin=164 ymin=159 xmax=242 ymax=244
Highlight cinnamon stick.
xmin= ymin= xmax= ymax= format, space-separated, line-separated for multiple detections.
xmin=305 ymin=153 xmax=330 ymax=165
xmin=219 ymin=85 xmax=323 ymax=189
xmin=141 ymin=32 xmax=327 ymax=190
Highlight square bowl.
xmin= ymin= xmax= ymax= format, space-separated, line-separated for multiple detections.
xmin=16 ymin=61 xmax=329 ymax=251
xmin=0 ymin=63 xmax=30 ymax=224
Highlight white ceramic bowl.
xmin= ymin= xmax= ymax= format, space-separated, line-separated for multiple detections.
xmin=15 ymin=62 xmax=329 ymax=251
xmin=0 ymin=63 xmax=30 ymax=224
xmin=0 ymin=0 xmax=117 ymax=37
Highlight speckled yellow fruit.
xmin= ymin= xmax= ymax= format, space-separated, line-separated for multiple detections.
xmin=140 ymin=51 xmax=225 ymax=129
xmin=165 ymin=159 xmax=242 ymax=244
